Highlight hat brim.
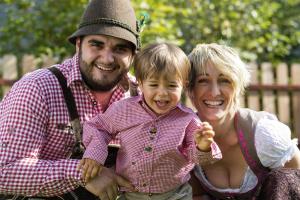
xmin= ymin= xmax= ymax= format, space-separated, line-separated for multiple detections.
xmin=68 ymin=24 xmax=137 ymax=50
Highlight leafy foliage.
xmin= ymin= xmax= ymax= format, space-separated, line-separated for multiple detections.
xmin=1 ymin=0 xmax=300 ymax=62
xmin=0 ymin=0 xmax=88 ymax=59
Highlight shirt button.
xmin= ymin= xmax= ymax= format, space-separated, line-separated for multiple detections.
xmin=131 ymin=161 xmax=136 ymax=165
xmin=142 ymin=183 xmax=147 ymax=187
xmin=226 ymin=197 xmax=235 ymax=199
xmin=0 ymin=142 xmax=8 ymax=148
xmin=144 ymin=146 xmax=152 ymax=152
xmin=149 ymin=136 xmax=155 ymax=140
xmin=149 ymin=127 xmax=157 ymax=134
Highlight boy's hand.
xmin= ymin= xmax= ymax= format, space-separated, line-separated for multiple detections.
xmin=77 ymin=158 xmax=103 ymax=182
xmin=194 ymin=122 xmax=215 ymax=152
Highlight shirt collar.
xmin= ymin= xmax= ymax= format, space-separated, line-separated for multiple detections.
xmin=135 ymin=95 xmax=192 ymax=116
xmin=67 ymin=53 xmax=82 ymax=86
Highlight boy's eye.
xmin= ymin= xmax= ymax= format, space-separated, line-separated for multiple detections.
xmin=197 ymin=78 xmax=208 ymax=84
xmin=149 ymin=84 xmax=158 ymax=87
xmin=169 ymin=84 xmax=178 ymax=88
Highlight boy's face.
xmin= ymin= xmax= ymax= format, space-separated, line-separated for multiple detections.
xmin=139 ymin=74 xmax=183 ymax=115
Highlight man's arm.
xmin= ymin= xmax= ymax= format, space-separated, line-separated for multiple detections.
xmin=0 ymin=80 xmax=83 ymax=196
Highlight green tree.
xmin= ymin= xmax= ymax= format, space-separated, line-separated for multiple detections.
xmin=133 ymin=0 xmax=300 ymax=62
xmin=1 ymin=0 xmax=300 ymax=63
xmin=0 ymin=0 xmax=88 ymax=60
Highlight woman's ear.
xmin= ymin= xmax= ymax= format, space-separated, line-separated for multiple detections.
xmin=184 ymin=80 xmax=189 ymax=89
xmin=187 ymin=89 xmax=194 ymax=101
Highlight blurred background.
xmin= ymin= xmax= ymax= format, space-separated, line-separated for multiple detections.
xmin=0 ymin=0 xmax=300 ymax=138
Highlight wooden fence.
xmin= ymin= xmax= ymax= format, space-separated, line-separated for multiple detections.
xmin=1 ymin=55 xmax=300 ymax=141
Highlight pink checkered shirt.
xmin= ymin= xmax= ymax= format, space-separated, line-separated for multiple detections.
xmin=0 ymin=54 xmax=130 ymax=196
xmin=83 ymin=96 xmax=222 ymax=194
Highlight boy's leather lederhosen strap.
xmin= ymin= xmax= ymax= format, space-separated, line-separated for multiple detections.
xmin=0 ymin=187 xmax=97 ymax=200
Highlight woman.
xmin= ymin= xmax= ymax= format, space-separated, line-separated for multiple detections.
xmin=187 ymin=43 xmax=300 ymax=200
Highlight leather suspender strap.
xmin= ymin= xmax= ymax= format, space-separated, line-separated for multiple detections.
xmin=235 ymin=108 xmax=271 ymax=198
xmin=48 ymin=67 xmax=85 ymax=157
xmin=235 ymin=108 xmax=270 ymax=179
xmin=48 ymin=67 xmax=79 ymax=120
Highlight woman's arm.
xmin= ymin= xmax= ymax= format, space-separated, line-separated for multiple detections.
xmin=284 ymin=149 xmax=300 ymax=168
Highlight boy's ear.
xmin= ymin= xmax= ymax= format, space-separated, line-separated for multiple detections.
xmin=137 ymin=80 xmax=143 ymax=86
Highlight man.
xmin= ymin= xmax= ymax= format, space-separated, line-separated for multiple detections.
xmin=0 ymin=0 xmax=139 ymax=199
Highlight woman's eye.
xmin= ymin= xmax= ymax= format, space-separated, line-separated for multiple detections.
xmin=219 ymin=78 xmax=231 ymax=84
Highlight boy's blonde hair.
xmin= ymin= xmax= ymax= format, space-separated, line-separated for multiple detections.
xmin=133 ymin=42 xmax=190 ymax=87
xmin=188 ymin=43 xmax=251 ymax=107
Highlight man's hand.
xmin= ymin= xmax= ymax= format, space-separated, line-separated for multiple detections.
xmin=85 ymin=167 xmax=134 ymax=200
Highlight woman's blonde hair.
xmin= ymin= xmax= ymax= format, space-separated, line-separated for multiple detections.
xmin=188 ymin=43 xmax=251 ymax=107
xmin=133 ymin=42 xmax=190 ymax=87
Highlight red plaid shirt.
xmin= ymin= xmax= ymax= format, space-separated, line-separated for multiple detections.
xmin=83 ymin=96 xmax=222 ymax=193
xmin=0 ymin=54 xmax=130 ymax=196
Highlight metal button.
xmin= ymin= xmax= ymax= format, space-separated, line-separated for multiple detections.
xmin=92 ymin=100 xmax=97 ymax=106
xmin=149 ymin=127 xmax=157 ymax=134
xmin=0 ymin=142 xmax=8 ymax=148
xmin=144 ymin=146 xmax=152 ymax=152
xmin=225 ymin=197 xmax=235 ymax=199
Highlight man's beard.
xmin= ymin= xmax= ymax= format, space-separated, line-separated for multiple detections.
xmin=79 ymin=50 xmax=125 ymax=92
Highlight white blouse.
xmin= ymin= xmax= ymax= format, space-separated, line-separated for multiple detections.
xmin=194 ymin=115 xmax=299 ymax=193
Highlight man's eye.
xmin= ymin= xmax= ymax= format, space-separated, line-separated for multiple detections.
xmin=149 ymin=84 xmax=158 ymax=87
xmin=90 ymin=41 xmax=102 ymax=48
xmin=115 ymin=46 xmax=130 ymax=54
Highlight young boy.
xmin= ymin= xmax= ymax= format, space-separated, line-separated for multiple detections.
xmin=79 ymin=42 xmax=222 ymax=200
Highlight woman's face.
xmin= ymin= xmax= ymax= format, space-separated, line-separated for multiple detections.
xmin=190 ymin=63 xmax=235 ymax=123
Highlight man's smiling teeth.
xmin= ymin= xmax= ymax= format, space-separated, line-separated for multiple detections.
xmin=95 ymin=64 xmax=114 ymax=71
xmin=204 ymin=100 xmax=223 ymax=106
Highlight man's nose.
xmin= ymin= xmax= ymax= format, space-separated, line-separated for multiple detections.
xmin=101 ymin=49 xmax=115 ymax=64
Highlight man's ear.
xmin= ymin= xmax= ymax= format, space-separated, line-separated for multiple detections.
xmin=75 ymin=38 xmax=81 ymax=53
